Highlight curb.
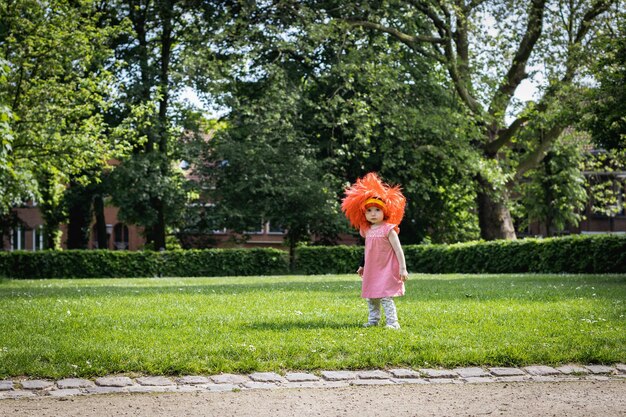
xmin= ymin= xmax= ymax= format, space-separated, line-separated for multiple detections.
xmin=1 ymin=364 xmax=625 ymax=400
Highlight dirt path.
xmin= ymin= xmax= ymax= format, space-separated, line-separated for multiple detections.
xmin=2 ymin=380 xmax=625 ymax=417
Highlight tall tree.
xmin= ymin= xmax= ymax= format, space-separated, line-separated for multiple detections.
xmin=309 ymin=0 xmax=617 ymax=240
xmin=102 ymin=0 xmax=244 ymax=250
xmin=0 ymin=0 xmax=121 ymax=248
xmin=202 ymin=68 xmax=345 ymax=267
xmin=203 ymin=2 xmax=481 ymax=244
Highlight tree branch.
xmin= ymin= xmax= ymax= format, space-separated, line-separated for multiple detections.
xmin=345 ymin=19 xmax=445 ymax=44
xmin=484 ymin=115 xmax=529 ymax=156
xmin=514 ymin=124 xmax=564 ymax=181
xmin=487 ymin=0 xmax=548 ymax=122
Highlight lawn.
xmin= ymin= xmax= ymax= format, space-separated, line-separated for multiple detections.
xmin=0 ymin=273 xmax=624 ymax=379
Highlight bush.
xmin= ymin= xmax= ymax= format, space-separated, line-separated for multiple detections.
xmin=296 ymin=234 xmax=626 ymax=275
xmin=0 ymin=249 xmax=288 ymax=279
xmin=0 ymin=234 xmax=623 ymax=279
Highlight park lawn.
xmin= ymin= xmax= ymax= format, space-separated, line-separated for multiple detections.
xmin=0 ymin=273 xmax=624 ymax=379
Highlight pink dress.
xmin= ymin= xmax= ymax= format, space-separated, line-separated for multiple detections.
xmin=360 ymin=222 xmax=405 ymax=298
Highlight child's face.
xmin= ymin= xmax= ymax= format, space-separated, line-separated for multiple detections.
xmin=365 ymin=206 xmax=384 ymax=225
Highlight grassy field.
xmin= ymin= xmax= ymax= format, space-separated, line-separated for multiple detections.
xmin=0 ymin=273 xmax=624 ymax=379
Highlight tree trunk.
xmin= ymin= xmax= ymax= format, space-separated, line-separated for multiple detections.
xmin=476 ymin=175 xmax=517 ymax=240
xmin=94 ymin=195 xmax=108 ymax=249
xmin=152 ymin=197 xmax=166 ymax=251
xmin=67 ymin=201 xmax=91 ymax=249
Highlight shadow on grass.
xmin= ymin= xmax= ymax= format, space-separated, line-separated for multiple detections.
xmin=241 ymin=320 xmax=363 ymax=331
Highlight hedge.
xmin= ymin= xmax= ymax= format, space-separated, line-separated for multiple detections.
xmin=0 ymin=234 xmax=624 ymax=279
xmin=0 ymin=248 xmax=288 ymax=279
xmin=293 ymin=234 xmax=626 ymax=275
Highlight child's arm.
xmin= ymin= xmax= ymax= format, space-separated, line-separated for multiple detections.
xmin=357 ymin=253 xmax=364 ymax=278
xmin=388 ymin=230 xmax=409 ymax=282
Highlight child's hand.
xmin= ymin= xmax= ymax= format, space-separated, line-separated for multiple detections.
xmin=400 ymin=268 xmax=408 ymax=282
xmin=357 ymin=266 xmax=364 ymax=278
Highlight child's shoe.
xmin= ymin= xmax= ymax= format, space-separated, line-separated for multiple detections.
xmin=363 ymin=321 xmax=379 ymax=328
xmin=385 ymin=322 xmax=401 ymax=330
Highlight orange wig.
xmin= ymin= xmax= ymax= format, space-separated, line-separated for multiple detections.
xmin=341 ymin=172 xmax=406 ymax=234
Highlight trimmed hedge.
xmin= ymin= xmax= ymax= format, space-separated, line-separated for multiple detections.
xmin=294 ymin=234 xmax=626 ymax=275
xmin=0 ymin=234 xmax=624 ymax=279
xmin=0 ymin=248 xmax=288 ymax=279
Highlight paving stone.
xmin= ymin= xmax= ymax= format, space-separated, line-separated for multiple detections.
xmin=128 ymin=385 xmax=179 ymax=393
xmin=21 ymin=380 xmax=54 ymax=390
xmin=320 ymin=371 xmax=359 ymax=381
xmin=530 ymin=375 xmax=562 ymax=382
xmin=419 ymin=369 xmax=458 ymax=378
xmin=586 ymin=375 xmax=611 ymax=381
xmin=136 ymin=376 xmax=175 ymax=386
xmin=0 ymin=390 xmax=36 ymax=399
xmin=427 ymin=378 xmax=462 ymax=384
xmin=454 ymin=367 xmax=490 ymax=378
xmin=242 ymin=381 xmax=279 ymax=390
xmin=285 ymin=372 xmax=319 ymax=382
xmin=523 ymin=365 xmax=561 ymax=376
xmin=350 ymin=379 xmax=394 ymax=386
xmin=391 ymin=378 xmax=429 ymax=385
xmin=57 ymin=378 xmax=95 ymax=389
xmin=84 ymin=386 xmax=130 ymax=395
xmin=463 ymin=377 xmax=497 ymax=384
xmin=488 ymin=367 xmax=526 ymax=377
xmin=389 ymin=368 xmax=421 ymax=379
xmin=615 ymin=364 xmax=626 ymax=373
xmin=48 ymin=389 xmax=82 ymax=397
xmin=357 ymin=370 xmax=391 ymax=380
xmin=95 ymin=376 xmax=133 ymax=387
xmin=495 ymin=376 xmax=531 ymax=383
xmin=177 ymin=376 xmax=211 ymax=385
xmin=196 ymin=383 xmax=238 ymax=392
xmin=174 ymin=385 xmax=206 ymax=393
xmin=283 ymin=381 xmax=349 ymax=389
xmin=0 ymin=380 xmax=13 ymax=391
xmin=584 ymin=365 xmax=615 ymax=374
xmin=211 ymin=374 xmax=249 ymax=384
xmin=249 ymin=372 xmax=286 ymax=383
xmin=556 ymin=365 xmax=590 ymax=375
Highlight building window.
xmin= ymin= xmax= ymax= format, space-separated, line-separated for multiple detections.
xmin=33 ymin=226 xmax=44 ymax=251
xmin=268 ymin=222 xmax=286 ymax=234
xmin=11 ymin=227 xmax=26 ymax=251
xmin=114 ymin=223 xmax=129 ymax=250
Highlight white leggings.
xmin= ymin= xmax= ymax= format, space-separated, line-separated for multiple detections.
xmin=366 ymin=297 xmax=398 ymax=326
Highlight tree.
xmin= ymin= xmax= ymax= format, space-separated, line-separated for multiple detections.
xmin=517 ymin=130 xmax=588 ymax=236
xmin=583 ymin=8 xmax=625 ymax=150
xmin=100 ymin=0 xmax=246 ymax=250
xmin=0 ymin=0 xmax=122 ymax=248
xmin=310 ymin=0 xmax=617 ymax=240
xmin=208 ymin=3 xmax=481 ymax=244
xmin=203 ymin=69 xmax=345 ymax=268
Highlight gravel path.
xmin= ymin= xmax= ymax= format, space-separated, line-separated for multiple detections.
xmin=1 ymin=380 xmax=625 ymax=417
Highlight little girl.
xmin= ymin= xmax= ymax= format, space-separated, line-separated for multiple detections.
xmin=342 ymin=173 xmax=408 ymax=329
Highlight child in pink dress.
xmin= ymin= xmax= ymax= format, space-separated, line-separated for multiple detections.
xmin=342 ymin=173 xmax=408 ymax=329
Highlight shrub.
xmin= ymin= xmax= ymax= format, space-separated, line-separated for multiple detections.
xmin=0 ymin=234 xmax=623 ymax=279
xmin=0 ymin=249 xmax=288 ymax=279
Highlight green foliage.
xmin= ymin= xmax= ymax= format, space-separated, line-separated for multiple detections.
xmin=582 ymin=148 xmax=626 ymax=217
xmin=295 ymin=234 xmax=626 ymax=274
xmin=517 ymin=130 xmax=589 ymax=235
xmin=0 ymin=0 xmax=121 ymax=208
xmin=204 ymin=67 xmax=347 ymax=259
xmin=0 ymin=249 xmax=288 ymax=279
xmin=583 ymin=12 xmax=626 ymax=150
xmin=1 ymin=234 xmax=623 ymax=279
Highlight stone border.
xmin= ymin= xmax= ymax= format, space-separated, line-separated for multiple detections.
xmin=1 ymin=364 xmax=625 ymax=400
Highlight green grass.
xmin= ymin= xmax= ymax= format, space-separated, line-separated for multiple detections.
xmin=0 ymin=274 xmax=625 ymax=379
